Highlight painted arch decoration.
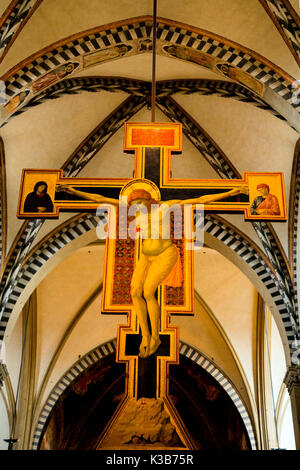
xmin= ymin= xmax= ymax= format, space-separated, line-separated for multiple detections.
xmin=0 ymin=0 xmax=43 ymax=63
xmin=0 ymin=76 xmax=293 ymax=129
xmin=0 ymin=17 xmax=299 ymax=130
xmin=259 ymin=0 xmax=300 ymax=66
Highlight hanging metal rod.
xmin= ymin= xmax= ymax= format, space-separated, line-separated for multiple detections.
xmin=151 ymin=0 xmax=157 ymax=122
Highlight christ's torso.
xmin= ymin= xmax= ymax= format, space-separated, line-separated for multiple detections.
xmin=142 ymin=239 xmax=173 ymax=256
xmin=136 ymin=205 xmax=174 ymax=256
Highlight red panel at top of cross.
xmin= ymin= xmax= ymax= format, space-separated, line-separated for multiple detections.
xmin=124 ymin=122 xmax=182 ymax=151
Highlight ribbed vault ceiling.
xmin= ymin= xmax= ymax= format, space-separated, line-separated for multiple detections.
xmin=0 ymin=0 xmax=299 ymax=362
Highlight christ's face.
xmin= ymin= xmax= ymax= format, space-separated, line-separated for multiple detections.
xmin=129 ymin=198 xmax=150 ymax=217
xmin=129 ymin=198 xmax=148 ymax=207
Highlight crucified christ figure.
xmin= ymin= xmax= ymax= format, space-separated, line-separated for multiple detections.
xmin=57 ymin=183 xmax=248 ymax=358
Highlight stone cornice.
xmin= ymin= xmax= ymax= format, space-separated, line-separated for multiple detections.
xmin=284 ymin=365 xmax=300 ymax=393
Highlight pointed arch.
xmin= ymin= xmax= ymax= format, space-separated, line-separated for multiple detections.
xmin=0 ymin=210 xmax=295 ymax=365
xmin=31 ymin=338 xmax=257 ymax=450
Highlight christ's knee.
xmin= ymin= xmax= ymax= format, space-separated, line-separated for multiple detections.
xmin=131 ymin=284 xmax=143 ymax=300
xmin=143 ymin=285 xmax=157 ymax=302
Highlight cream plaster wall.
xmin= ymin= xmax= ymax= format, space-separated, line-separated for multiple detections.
xmin=193 ymin=247 xmax=257 ymax=396
xmin=279 ymin=397 xmax=296 ymax=449
xmin=0 ymin=1 xmax=7 ymax=12
xmin=5 ymin=311 xmax=22 ymax=397
xmin=40 ymin=294 xmax=126 ymax=407
xmin=1 ymin=90 xmax=126 ymax=252
xmin=271 ymin=315 xmax=287 ymax=405
xmin=35 ymin=244 xmax=106 ymax=392
xmin=174 ymin=94 xmax=297 ymax=183
xmin=172 ymin=296 xmax=255 ymax=418
xmin=0 ymin=1 xmax=11 ymax=15
xmin=290 ymin=0 xmax=300 ymax=14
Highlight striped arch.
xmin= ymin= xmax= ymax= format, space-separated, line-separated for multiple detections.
xmin=2 ymin=76 xmax=293 ymax=129
xmin=31 ymin=339 xmax=117 ymax=450
xmin=259 ymin=0 xmax=300 ymax=66
xmin=289 ymin=140 xmax=300 ymax=315
xmin=1 ymin=17 xmax=298 ymax=128
xmin=31 ymin=339 xmax=256 ymax=450
xmin=0 ymin=0 xmax=43 ymax=63
xmin=178 ymin=341 xmax=256 ymax=449
xmin=0 ymin=210 xmax=296 ymax=363
xmin=0 ymin=139 xmax=6 ymax=273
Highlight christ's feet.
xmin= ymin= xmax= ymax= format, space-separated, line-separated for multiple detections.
xmin=149 ymin=336 xmax=161 ymax=356
xmin=139 ymin=335 xmax=150 ymax=358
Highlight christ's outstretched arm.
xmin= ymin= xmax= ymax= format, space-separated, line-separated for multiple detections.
xmin=164 ymin=186 xmax=249 ymax=206
xmin=56 ymin=184 xmax=119 ymax=206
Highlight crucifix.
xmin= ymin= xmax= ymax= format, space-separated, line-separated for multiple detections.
xmin=16 ymin=0 xmax=287 ymax=448
xmin=17 ymin=122 xmax=286 ymax=403
xmin=17 ymin=122 xmax=286 ymax=448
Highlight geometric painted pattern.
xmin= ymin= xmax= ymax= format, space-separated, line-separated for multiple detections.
xmin=0 ymin=139 xmax=6 ymax=270
xmin=1 ymin=17 xmax=298 ymax=112
xmin=0 ymin=0 xmax=43 ymax=62
xmin=289 ymin=142 xmax=300 ymax=321
xmin=0 ymin=218 xmax=42 ymax=327
xmin=259 ymin=0 xmax=300 ymax=65
xmin=3 ymin=76 xmax=293 ymax=129
xmin=30 ymin=339 xmax=257 ymax=450
xmin=252 ymin=219 xmax=298 ymax=331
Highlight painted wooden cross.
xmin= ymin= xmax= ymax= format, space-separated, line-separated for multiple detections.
xmin=17 ymin=122 xmax=287 ymax=402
